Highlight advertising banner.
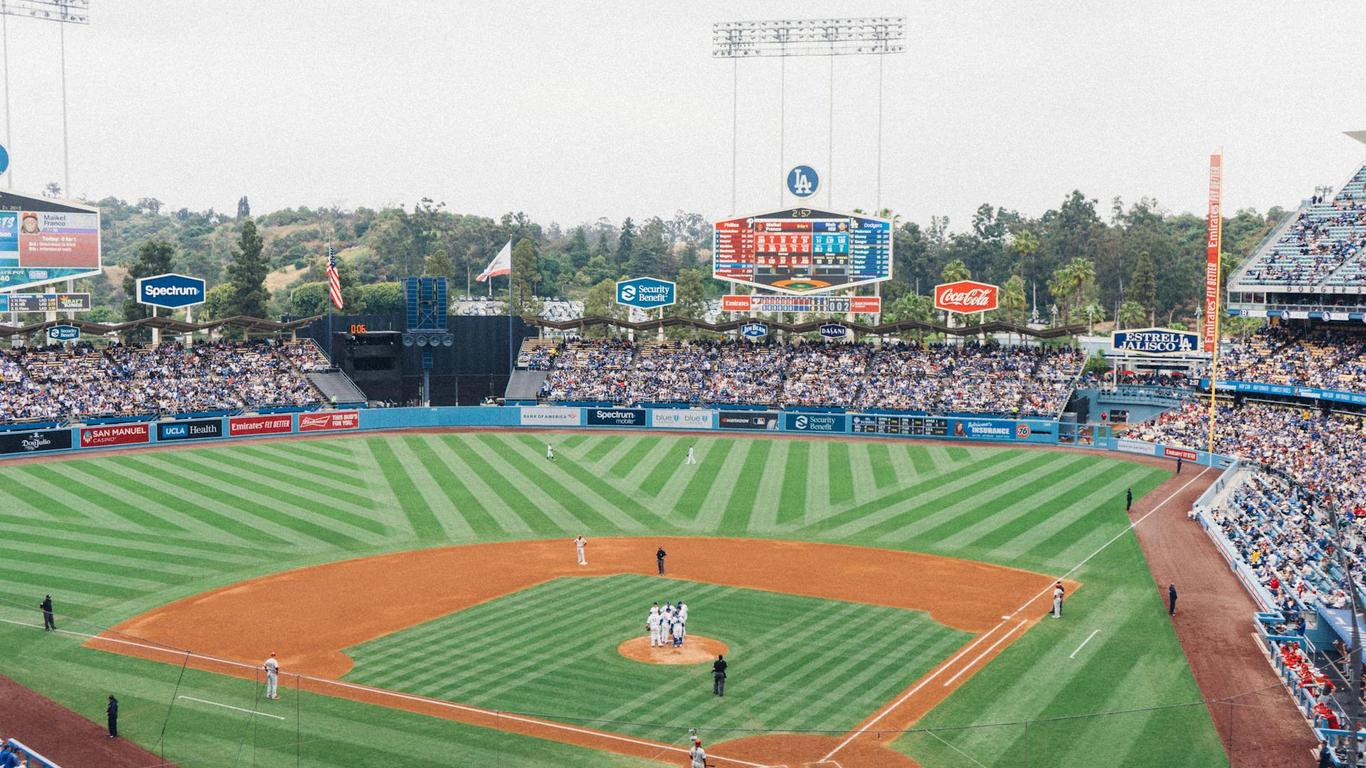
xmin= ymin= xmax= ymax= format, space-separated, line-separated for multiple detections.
xmin=818 ymin=323 xmax=847 ymax=339
xmin=1115 ymin=438 xmax=1158 ymax=456
xmin=718 ymin=411 xmax=780 ymax=430
xmin=1204 ymin=153 xmax=1222 ymax=353
xmin=851 ymin=414 xmax=947 ymax=436
xmin=137 ymin=273 xmax=207 ymax=309
xmin=80 ymin=423 xmax=150 ymax=448
xmin=650 ymin=409 xmax=716 ymax=430
xmin=784 ymin=413 xmax=848 ymax=433
xmin=720 ymin=294 xmax=882 ymax=314
xmin=0 ymin=427 xmax=72 ymax=456
xmin=1164 ymin=446 xmax=1198 ymax=461
xmin=950 ymin=419 xmax=1016 ymax=440
xmin=298 ymin=410 xmax=360 ymax=432
xmin=156 ymin=418 xmax=224 ymax=442
xmin=934 ymin=281 xmax=999 ymax=314
xmin=615 ymin=277 xmax=676 ymax=309
xmin=0 ymin=292 xmax=90 ymax=313
xmin=228 ymin=414 xmax=295 ymax=437
xmin=1111 ymin=328 xmax=1201 ymax=355
xmin=519 ymin=406 xmax=581 ymax=427
xmin=585 ymin=408 xmax=646 ymax=427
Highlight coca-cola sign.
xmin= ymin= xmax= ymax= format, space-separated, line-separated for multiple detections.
xmin=934 ymin=280 xmax=999 ymax=314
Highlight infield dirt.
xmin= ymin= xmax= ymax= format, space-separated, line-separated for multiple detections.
xmin=91 ymin=536 xmax=1065 ymax=767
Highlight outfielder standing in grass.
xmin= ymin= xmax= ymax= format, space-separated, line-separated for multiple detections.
xmin=546 ymin=443 xmax=555 ymax=461
xmin=685 ymin=445 xmax=696 ymax=465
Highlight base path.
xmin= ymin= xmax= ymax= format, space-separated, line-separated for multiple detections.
xmin=91 ymin=537 xmax=1063 ymax=768
xmin=1128 ymin=469 xmax=1316 ymax=767
xmin=0 ymin=674 xmax=166 ymax=768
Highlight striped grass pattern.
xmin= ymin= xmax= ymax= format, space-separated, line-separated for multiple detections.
xmin=0 ymin=433 xmax=1224 ymax=767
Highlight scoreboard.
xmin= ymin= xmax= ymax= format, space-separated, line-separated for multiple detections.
xmin=713 ymin=207 xmax=892 ymax=294
xmin=850 ymin=414 xmax=948 ymax=436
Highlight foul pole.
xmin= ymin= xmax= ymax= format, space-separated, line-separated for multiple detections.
xmin=1203 ymin=152 xmax=1223 ymax=463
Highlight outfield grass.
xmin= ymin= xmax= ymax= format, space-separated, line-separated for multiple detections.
xmin=344 ymin=574 xmax=969 ymax=743
xmin=0 ymin=432 xmax=1224 ymax=767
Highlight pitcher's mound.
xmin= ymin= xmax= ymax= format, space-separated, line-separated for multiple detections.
xmin=617 ymin=635 xmax=728 ymax=665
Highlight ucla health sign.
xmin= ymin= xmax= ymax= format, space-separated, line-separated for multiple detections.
xmin=616 ymin=277 xmax=676 ymax=310
xmin=137 ymin=273 xmax=206 ymax=309
xmin=1111 ymin=328 xmax=1200 ymax=355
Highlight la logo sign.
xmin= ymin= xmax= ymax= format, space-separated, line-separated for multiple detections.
xmin=934 ymin=280 xmax=999 ymax=314
xmin=137 ymin=273 xmax=206 ymax=309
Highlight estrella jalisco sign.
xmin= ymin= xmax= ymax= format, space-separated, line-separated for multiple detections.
xmin=137 ymin=273 xmax=206 ymax=309
xmin=615 ymin=277 xmax=676 ymax=310
xmin=1111 ymin=328 xmax=1201 ymax=355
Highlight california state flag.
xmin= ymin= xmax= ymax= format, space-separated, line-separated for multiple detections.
xmin=477 ymin=240 xmax=512 ymax=282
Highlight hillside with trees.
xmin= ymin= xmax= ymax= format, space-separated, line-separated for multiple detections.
xmin=48 ymin=190 xmax=1281 ymax=333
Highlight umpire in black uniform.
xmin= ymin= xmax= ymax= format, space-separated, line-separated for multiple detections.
xmin=40 ymin=595 xmax=55 ymax=631
xmin=712 ymin=654 xmax=727 ymax=696
xmin=106 ymin=694 xmax=119 ymax=738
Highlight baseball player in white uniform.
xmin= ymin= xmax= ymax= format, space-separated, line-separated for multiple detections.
xmin=685 ymin=446 xmax=696 ymax=465
xmin=690 ymin=739 xmax=707 ymax=768
xmin=574 ymin=535 xmax=588 ymax=565
xmin=264 ymin=652 xmax=280 ymax=700
xmin=678 ymin=600 xmax=688 ymax=625
xmin=647 ymin=603 xmax=664 ymax=647
xmin=546 ymin=443 xmax=555 ymax=461
xmin=671 ymin=613 xmax=684 ymax=648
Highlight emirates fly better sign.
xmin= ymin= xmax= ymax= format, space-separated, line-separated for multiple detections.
xmin=934 ymin=280 xmax=999 ymax=314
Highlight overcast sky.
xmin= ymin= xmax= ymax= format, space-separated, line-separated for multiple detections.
xmin=3 ymin=1 xmax=1365 ymax=232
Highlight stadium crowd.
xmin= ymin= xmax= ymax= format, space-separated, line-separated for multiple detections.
xmin=0 ymin=339 xmax=323 ymax=423
xmin=538 ymin=339 xmax=1084 ymax=416
xmin=1220 ymin=326 xmax=1366 ymax=393
xmin=1239 ymin=164 xmax=1366 ymax=286
xmin=1133 ymin=401 xmax=1366 ymax=613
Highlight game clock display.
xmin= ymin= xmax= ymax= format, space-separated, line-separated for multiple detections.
xmin=713 ymin=207 xmax=892 ymax=294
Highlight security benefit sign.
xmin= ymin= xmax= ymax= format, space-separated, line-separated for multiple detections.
xmin=1111 ymin=328 xmax=1201 ymax=355
xmin=616 ymin=277 xmax=676 ymax=310
xmin=784 ymin=413 xmax=848 ymax=433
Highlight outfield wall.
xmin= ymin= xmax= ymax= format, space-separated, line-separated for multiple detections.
xmin=0 ymin=406 xmax=1233 ymax=468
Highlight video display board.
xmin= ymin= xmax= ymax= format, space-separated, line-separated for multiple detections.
xmin=850 ymin=414 xmax=949 ymax=436
xmin=713 ymin=207 xmax=891 ymax=294
xmin=0 ymin=191 xmax=102 ymax=292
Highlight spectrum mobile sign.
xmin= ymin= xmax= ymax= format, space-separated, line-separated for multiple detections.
xmin=137 ymin=273 xmax=206 ymax=309
xmin=615 ymin=277 xmax=676 ymax=309
xmin=1111 ymin=328 xmax=1201 ymax=355
xmin=934 ymin=280 xmax=999 ymax=314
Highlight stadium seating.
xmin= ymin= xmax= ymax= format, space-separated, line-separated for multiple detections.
xmin=539 ymin=339 xmax=1084 ymax=416
xmin=0 ymin=339 xmax=324 ymax=424
xmin=1220 ymin=327 xmax=1366 ymax=393
xmin=1237 ymin=165 xmax=1366 ymax=287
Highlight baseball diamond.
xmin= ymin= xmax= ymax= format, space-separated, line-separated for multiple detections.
xmin=0 ymin=431 xmax=1235 ymax=767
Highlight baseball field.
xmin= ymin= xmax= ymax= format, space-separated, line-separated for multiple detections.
xmin=0 ymin=431 xmax=1227 ymax=767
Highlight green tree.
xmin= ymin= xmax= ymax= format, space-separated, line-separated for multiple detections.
xmin=236 ymin=196 xmax=250 ymax=220
xmin=122 ymin=240 xmax=176 ymax=321
xmin=1002 ymin=274 xmax=1028 ymax=326
xmin=1047 ymin=257 xmax=1096 ymax=326
xmin=201 ymin=282 xmax=236 ymax=320
xmin=582 ymin=277 xmax=625 ymax=338
xmin=290 ymin=282 xmax=329 ymax=316
xmin=615 ymin=218 xmax=636 ymax=271
xmin=509 ymin=238 xmax=538 ymax=317
xmin=226 ymin=220 xmax=269 ymax=318
xmin=1117 ymin=300 xmax=1147 ymax=329
xmin=1129 ymin=250 xmax=1157 ymax=324
xmin=359 ymin=282 xmax=405 ymax=314
xmin=664 ymin=267 xmax=708 ymax=337
xmin=424 ymin=249 xmax=455 ymax=281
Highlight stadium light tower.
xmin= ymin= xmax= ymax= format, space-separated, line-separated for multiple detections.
xmin=712 ymin=17 xmax=906 ymax=212
xmin=0 ymin=0 xmax=90 ymax=193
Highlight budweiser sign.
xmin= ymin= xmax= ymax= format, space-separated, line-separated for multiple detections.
xmin=934 ymin=281 xmax=999 ymax=314
xmin=298 ymin=410 xmax=360 ymax=432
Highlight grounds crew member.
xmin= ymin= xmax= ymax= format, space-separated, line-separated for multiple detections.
xmin=106 ymin=694 xmax=119 ymax=738
xmin=40 ymin=594 xmax=55 ymax=631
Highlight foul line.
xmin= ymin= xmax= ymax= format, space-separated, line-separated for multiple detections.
xmin=1069 ymin=630 xmax=1101 ymax=659
xmin=943 ymin=620 xmax=1026 ymax=687
xmin=177 ymin=695 xmax=285 ymax=721
xmin=821 ymin=465 xmax=1213 ymax=762
xmin=0 ymin=618 xmax=770 ymax=768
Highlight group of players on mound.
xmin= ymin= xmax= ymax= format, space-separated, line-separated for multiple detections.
xmin=647 ymin=600 xmax=689 ymax=649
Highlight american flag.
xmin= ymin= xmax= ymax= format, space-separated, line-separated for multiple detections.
xmin=325 ymin=246 xmax=343 ymax=310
